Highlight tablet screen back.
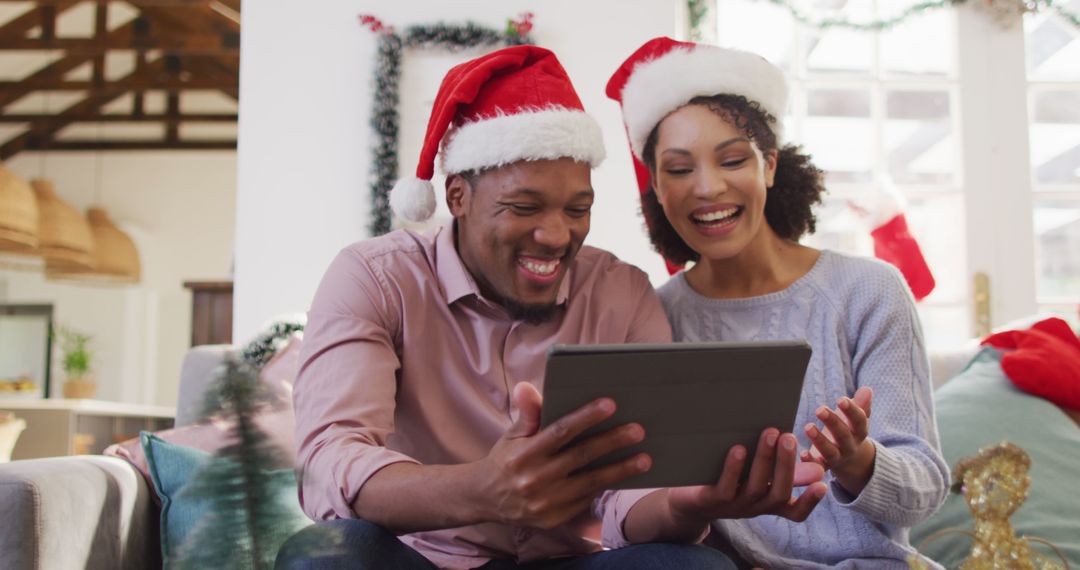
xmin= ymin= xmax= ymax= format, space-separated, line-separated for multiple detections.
xmin=540 ymin=341 xmax=811 ymax=489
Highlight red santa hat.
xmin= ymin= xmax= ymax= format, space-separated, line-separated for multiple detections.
xmin=390 ymin=45 xmax=606 ymax=222
xmin=605 ymin=37 xmax=790 ymax=274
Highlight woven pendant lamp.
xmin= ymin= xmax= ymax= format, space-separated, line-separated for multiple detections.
xmin=0 ymin=165 xmax=40 ymax=255
xmin=32 ymin=178 xmax=95 ymax=272
xmin=46 ymin=207 xmax=141 ymax=283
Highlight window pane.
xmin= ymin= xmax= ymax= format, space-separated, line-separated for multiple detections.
xmin=716 ymin=0 xmax=795 ymax=71
xmin=804 ymin=197 xmax=874 ymax=255
xmin=1029 ymin=90 xmax=1080 ymax=186
xmin=803 ymin=88 xmax=874 ymax=184
xmin=917 ymin=305 xmax=973 ymax=349
xmin=880 ymin=10 xmax=954 ymax=76
xmin=1025 ymin=3 xmax=1080 ymax=82
xmin=905 ymin=192 xmax=967 ymax=304
xmin=884 ymin=90 xmax=955 ymax=184
xmin=1033 ymin=199 xmax=1080 ymax=301
xmin=804 ymin=23 xmax=874 ymax=76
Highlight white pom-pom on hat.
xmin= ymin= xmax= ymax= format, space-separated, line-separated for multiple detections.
xmin=389 ymin=177 xmax=436 ymax=223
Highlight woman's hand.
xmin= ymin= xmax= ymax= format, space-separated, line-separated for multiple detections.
xmin=801 ymin=387 xmax=876 ymax=496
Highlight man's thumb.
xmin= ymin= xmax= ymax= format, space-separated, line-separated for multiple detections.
xmin=506 ymin=382 xmax=543 ymax=438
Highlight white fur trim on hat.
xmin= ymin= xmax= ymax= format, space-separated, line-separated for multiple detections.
xmin=390 ymin=177 xmax=437 ymax=222
xmin=620 ymin=47 xmax=789 ymax=159
xmin=441 ymin=107 xmax=605 ymax=174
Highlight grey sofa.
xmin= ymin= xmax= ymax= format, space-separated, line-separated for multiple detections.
xmin=0 ymin=342 xmax=982 ymax=569
xmin=0 ymin=345 xmax=234 ymax=570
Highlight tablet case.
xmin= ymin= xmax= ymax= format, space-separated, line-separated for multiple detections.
xmin=540 ymin=341 xmax=812 ymax=489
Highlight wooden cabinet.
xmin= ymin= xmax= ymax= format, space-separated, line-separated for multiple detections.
xmin=183 ymin=280 xmax=233 ymax=346
xmin=0 ymin=399 xmax=174 ymax=459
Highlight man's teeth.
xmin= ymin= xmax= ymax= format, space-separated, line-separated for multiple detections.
xmin=693 ymin=207 xmax=740 ymax=223
xmin=518 ymin=258 xmax=559 ymax=275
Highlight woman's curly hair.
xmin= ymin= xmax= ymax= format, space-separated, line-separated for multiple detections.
xmin=640 ymin=94 xmax=826 ymax=265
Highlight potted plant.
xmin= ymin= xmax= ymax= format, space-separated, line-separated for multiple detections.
xmin=56 ymin=326 xmax=95 ymax=399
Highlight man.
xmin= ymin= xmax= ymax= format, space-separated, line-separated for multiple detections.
xmin=279 ymin=46 xmax=825 ymax=570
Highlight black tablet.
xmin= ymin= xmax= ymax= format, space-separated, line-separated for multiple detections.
xmin=540 ymin=341 xmax=812 ymax=489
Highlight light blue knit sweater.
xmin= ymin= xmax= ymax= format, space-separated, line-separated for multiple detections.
xmin=657 ymin=250 xmax=950 ymax=570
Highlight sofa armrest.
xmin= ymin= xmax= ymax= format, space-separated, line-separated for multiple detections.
xmin=0 ymin=455 xmax=160 ymax=570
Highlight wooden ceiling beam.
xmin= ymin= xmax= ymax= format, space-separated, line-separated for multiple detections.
xmin=0 ymin=58 xmax=168 ymax=159
xmin=0 ymin=77 xmax=238 ymax=90
xmin=0 ymin=112 xmax=238 ymax=122
xmin=0 ymin=19 xmax=138 ymax=108
xmin=0 ymin=34 xmax=239 ymax=54
xmin=0 ymin=1 xmax=77 ymax=40
xmin=18 ymin=139 xmax=236 ymax=151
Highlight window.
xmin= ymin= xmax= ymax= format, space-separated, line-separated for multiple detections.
xmin=715 ymin=0 xmax=969 ymax=347
xmin=1026 ymin=4 xmax=1080 ymax=326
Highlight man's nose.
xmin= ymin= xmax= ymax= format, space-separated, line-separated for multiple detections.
xmin=533 ymin=213 xmax=571 ymax=250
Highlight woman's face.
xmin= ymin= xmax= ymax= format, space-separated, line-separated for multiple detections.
xmin=651 ymin=104 xmax=777 ymax=262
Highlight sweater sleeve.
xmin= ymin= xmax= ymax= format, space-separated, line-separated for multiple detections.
xmin=832 ymin=263 xmax=950 ymax=527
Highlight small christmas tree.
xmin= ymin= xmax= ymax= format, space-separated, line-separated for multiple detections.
xmin=170 ymin=357 xmax=312 ymax=570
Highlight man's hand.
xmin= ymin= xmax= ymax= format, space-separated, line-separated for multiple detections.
xmin=473 ymin=382 xmax=652 ymax=530
xmin=800 ymin=386 xmax=876 ymax=496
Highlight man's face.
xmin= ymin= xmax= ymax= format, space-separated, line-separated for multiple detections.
xmin=447 ymin=158 xmax=593 ymax=320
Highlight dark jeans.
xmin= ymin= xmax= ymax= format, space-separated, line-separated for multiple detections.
xmin=276 ymin=519 xmax=736 ymax=570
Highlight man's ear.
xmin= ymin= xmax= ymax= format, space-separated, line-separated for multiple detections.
xmin=446 ymin=174 xmax=471 ymax=217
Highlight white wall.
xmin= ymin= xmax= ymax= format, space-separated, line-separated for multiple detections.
xmin=0 ymin=151 xmax=236 ymax=406
xmin=235 ymin=0 xmax=682 ymax=340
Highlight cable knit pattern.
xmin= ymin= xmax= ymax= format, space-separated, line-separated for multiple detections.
xmin=657 ymin=250 xmax=950 ymax=569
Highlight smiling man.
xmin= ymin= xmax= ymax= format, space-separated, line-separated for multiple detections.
xmin=280 ymin=46 xmax=809 ymax=570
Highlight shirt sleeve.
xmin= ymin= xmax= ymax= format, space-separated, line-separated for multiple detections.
xmin=597 ymin=268 xmax=694 ymax=547
xmin=833 ymin=264 xmax=951 ymax=527
xmin=293 ymin=248 xmax=420 ymax=521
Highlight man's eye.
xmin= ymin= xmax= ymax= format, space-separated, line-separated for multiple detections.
xmin=509 ymin=204 xmax=540 ymax=214
xmin=567 ymin=207 xmax=592 ymax=218
xmin=664 ymin=169 xmax=692 ymax=176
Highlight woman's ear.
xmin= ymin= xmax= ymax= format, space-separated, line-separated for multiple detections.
xmin=764 ymin=149 xmax=779 ymax=189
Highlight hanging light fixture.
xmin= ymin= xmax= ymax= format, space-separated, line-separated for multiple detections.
xmin=32 ymin=178 xmax=96 ymax=273
xmin=46 ymin=207 xmax=141 ymax=283
xmin=45 ymin=135 xmax=141 ymax=284
xmin=0 ymin=165 xmax=40 ymax=256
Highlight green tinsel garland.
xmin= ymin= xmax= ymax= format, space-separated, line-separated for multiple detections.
xmin=365 ymin=21 xmax=532 ymax=236
xmin=240 ymin=319 xmax=306 ymax=369
xmin=692 ymin=0 xmax=1079 ymax=32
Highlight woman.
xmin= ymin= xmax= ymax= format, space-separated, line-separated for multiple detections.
xmin=606 ymin=37 xmax=950 ymax=569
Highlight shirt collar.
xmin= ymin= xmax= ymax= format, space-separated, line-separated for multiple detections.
xmin=434 ymin=222 xmax=573 ymax=307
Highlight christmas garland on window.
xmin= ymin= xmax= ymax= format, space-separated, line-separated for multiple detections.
xmin=359 ymin=15 xmax=535 ymax=236
xmin=690 ymin=0 xmax=1079 ymax=33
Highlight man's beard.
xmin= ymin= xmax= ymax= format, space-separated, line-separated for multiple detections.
xmin=499 ymin=297 xmax=560 ymax=325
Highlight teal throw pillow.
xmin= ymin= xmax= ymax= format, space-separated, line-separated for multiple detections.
xmin=911 ymin=348 xmax=1080 ymax=568
xmin=141 ymin=432 xmax=311 ymax=568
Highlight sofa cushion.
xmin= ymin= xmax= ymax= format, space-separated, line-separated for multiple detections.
xmin=142 ymin=433 xmax=310 ymax=566
xmin=911 ymin=347 xmax=1080 ymax=567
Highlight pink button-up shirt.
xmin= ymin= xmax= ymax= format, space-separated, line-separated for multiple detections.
xmin=294 ymin=225 xmax=670 ymax=569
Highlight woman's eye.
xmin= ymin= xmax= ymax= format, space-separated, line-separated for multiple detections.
xmin=721 ymin=158 xmax=749 ymax=168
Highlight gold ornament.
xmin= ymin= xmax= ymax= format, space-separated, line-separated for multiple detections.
xmin=908 ymin=441 xmax=1069 ymax=569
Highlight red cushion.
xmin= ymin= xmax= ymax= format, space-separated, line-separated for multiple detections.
xmin=982 ymin=318 xmax=1080 ymax=411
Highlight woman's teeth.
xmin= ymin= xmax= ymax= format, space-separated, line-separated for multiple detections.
xmin=693 ymin=207 xmax=741 ymax=224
